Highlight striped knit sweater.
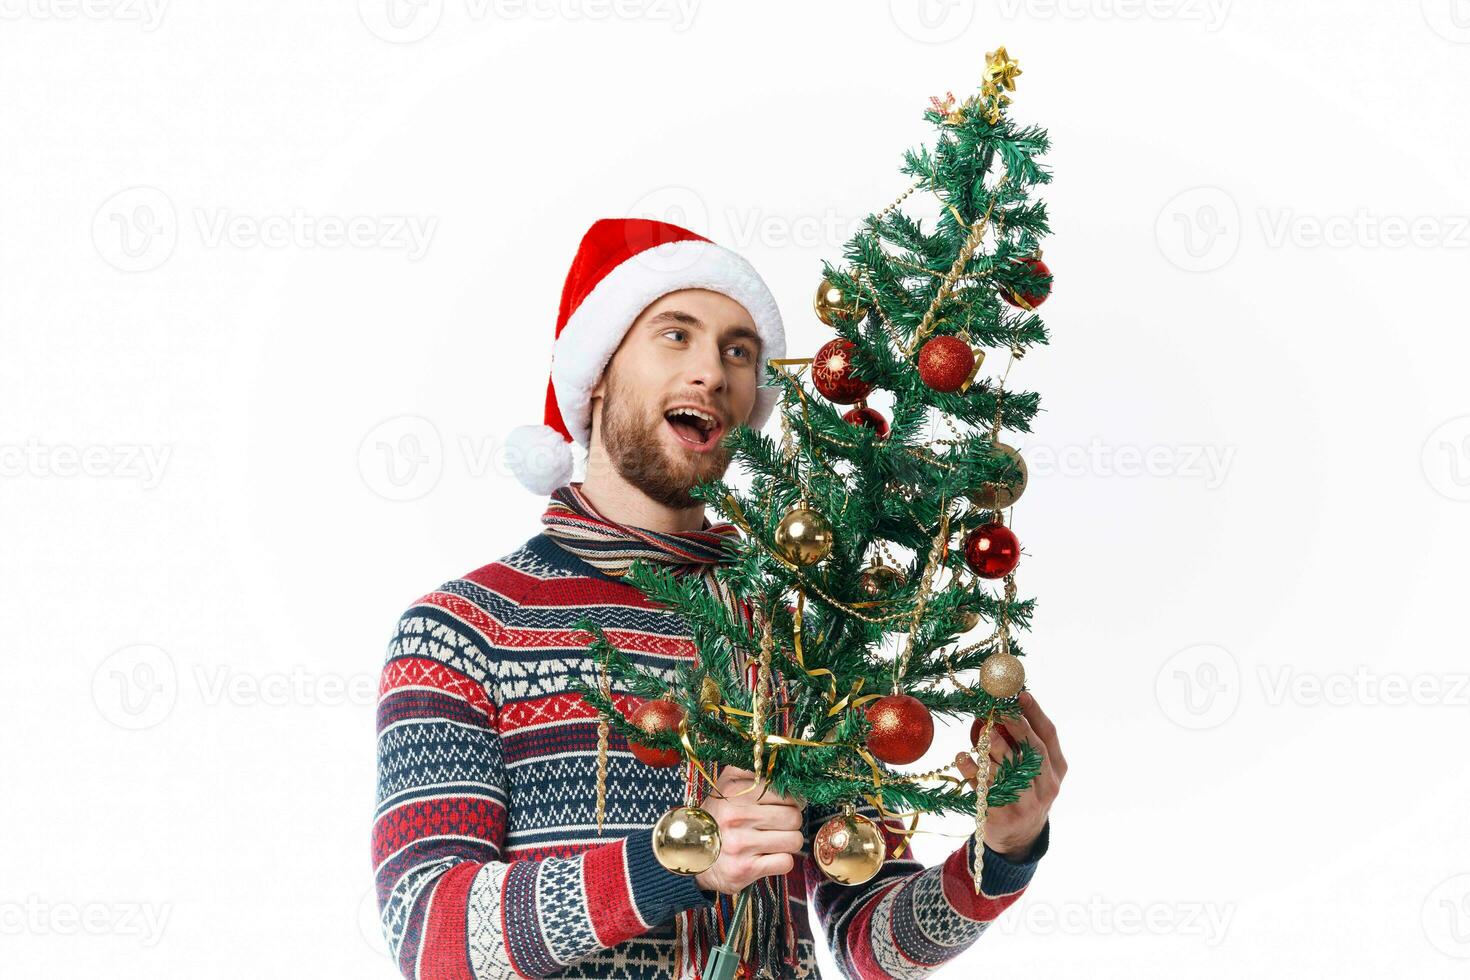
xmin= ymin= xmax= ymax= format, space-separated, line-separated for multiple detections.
xmin=372 ymin=528 xmax=1049 ymax=979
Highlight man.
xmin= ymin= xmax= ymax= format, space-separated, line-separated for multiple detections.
xmin=372 ymin=218 xmax=1064 ymax=979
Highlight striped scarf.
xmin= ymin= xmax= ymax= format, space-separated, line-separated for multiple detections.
xmin=541 ymin=483 xmax=802 ymax=979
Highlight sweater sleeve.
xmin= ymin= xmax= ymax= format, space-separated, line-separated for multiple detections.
xmin=804 ymin=797 xmax=1048 ymax=979
xmin=372 ymin=592 xmax=713 ymax=979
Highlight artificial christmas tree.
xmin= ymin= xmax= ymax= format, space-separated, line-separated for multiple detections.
xmin=573 ymin=47 xmax=1055 ymax=975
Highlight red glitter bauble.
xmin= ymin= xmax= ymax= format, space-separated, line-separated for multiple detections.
xmin=841 ymin=405 xmax=889 ymax=439
xmin=628 ymin=699 xmax=685 ymax=768
xmin=963 ymin=523 xmax=1021 ymax=579
xmin=970 ymin=717 xmax=1020 ymax=751
xmin=1002 ymin=256 xmax=1052 ymax=310
xmin=916 ymin=335 xmax=976 ymax=393
xmin=812 ymin=338 xmax=875 ymax=404
xmin=865 ymin=694 xmax=934 ymax=765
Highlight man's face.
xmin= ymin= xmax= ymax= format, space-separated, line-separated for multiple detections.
xmin=589 ymin=288 xmax=763 ymax=509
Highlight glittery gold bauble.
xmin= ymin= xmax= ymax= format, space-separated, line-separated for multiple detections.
xmin=774 ymin=506 xmax=834 ymax=566
xmin=968 ymin=443 xmax=1028 ymax=510
xmin=979 ymin=651 xmax=1026 ymax=699
xmin=813 ymin=811 xmax=885 ymax=885
xmin=651 ymin=806 xmax=722 ymax=875
xmin=857 ymin=562 xmax=906 ymax=598
xmin=813 ymin=278 xmax=864 ymax=326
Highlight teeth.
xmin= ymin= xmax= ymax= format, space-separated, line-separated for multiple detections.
xmin=668 ymin=407 xmax=718 ymax=431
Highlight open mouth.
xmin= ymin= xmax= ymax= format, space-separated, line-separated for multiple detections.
xmin=663 ymin=405 xmax=724 ymax=452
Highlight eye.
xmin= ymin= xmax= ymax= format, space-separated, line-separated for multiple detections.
xmin=662 ymin=328 xmax=688 ymax=343
xmin=724 ymin=343 xmax=753 ymax=361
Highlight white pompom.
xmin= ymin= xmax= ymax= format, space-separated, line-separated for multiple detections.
xmin=505 ymin=424 xmax=574 ymax=494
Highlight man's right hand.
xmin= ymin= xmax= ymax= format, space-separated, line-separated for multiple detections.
xmin=692 ymin=765 xmax=807 ymax=896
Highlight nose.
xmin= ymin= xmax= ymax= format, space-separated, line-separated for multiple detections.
xmin=685 ymin=336 xmax=726 ymax=392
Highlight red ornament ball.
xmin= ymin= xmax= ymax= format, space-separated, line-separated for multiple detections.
xmin=812 ymin=338 xmax=875 ymax=404
xmin=864 ymin=694 xmax=934 ymax=765
xmin=970 ymin=717 xmax=1020 ymax=752
xmin=628 ymin=699 xmax=685 ymax=768
xmin=963 ymin=523 xmax=1021 ymax=579
xmin=916 ymin=336 xmax=976 ymax=393
xmin=841 ymin=405 xmax=889 ymax=439
xmin=1002 ymin=256 xmax=1052 ymax=310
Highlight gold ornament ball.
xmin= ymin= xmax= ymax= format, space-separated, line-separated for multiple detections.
xmin=857 ymin=563 xmax=906 ymax=598
xmin=968 ymin=443 xmax=1028 ymax=510
xmin=813 ymin=811 xmax=885 ymax=885
xmin=979 ymin=651 xmax=1026 ymax=699
xmin=651 ymin=805 xmax=722 ymax=876
xmin=814 ymin=278 xmax=863 ymax=326
xmin=774 ymin=506 xmax=834 ymax=566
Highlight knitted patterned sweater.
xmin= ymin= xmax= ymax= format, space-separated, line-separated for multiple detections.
xmin=372 ymin=509 xmax=1050 ymax=979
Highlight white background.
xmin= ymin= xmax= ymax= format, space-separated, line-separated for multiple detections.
xmin=3 ymin=1 xmax=1469 ymax=977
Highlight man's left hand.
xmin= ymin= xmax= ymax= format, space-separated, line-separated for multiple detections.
xmin=954 ymin=690 xmax=1065 ymax=862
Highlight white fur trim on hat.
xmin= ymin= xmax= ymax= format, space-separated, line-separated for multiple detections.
xmin=550 ymin=239 xmax=786 ymax=447
xmin=505 ymin=423 xmax=575 ymax=495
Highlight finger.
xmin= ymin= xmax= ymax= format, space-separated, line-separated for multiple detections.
xmin=1020 ymin=692 xmax=1066 ymax=777
xmin=750 ymin=851 xmax=796 ymax=880
xmin=749 ymin=829 xmax=806 ymax=856
xmin=1000 ymin=712 xmax=1055 ymax=782
xmin=751 ymin=803 xmax=805 ymax=832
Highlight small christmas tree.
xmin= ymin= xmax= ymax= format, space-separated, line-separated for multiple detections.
xmin=575 ymin=46 xmax=1053 ymax=914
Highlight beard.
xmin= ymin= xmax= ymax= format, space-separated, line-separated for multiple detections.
xmin=598 ymin=372 xmax=732 ymax=510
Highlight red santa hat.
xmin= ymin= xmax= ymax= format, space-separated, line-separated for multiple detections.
xmin=506 ymin=217 xmax=786 ymax=493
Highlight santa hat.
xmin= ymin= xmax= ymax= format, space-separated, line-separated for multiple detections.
xmin=506 ymin=217 xmax=786 ymax=494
